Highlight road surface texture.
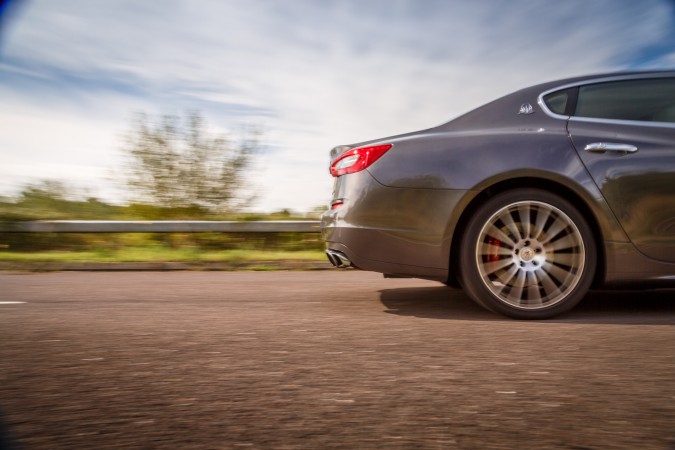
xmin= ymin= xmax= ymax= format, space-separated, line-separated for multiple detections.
xmin=1 ymin=271 xmax=675 ymax=449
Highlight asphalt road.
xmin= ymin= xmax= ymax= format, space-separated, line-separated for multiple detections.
xmin=1 ymin=271 xmax=675 ymax=449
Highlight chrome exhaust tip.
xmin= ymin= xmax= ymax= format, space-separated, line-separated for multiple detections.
xmin=326 ymin=249 xmax=352 ymax=268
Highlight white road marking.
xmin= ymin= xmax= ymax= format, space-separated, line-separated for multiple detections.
xmin=0 ymin=301 xmax=26 ymax=304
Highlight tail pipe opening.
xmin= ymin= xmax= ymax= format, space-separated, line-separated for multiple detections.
xmin=326 ymin=249 xmax=352 ymax=268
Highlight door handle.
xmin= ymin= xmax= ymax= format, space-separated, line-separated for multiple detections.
xmin=584 ymin=142 xmax=638 ymax=153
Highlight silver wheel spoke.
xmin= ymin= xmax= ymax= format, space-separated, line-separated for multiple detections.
xmin=526 ymin=272 xmax=542 ymax=306
xmin=548 ymin=234 xmax=577 ymax=252
xmin=518 ymin=204 xmax=531 ymax=239
xmin=537 ymin=269 xmax=563 ymax=300
xmin=509 ymin=270 xmax=527 ymax=304
xmin=549 ymin=252 xmax=577 ymax=267
xmin=533 ymin=206 xmax=550 ymax=240
xmin=483 ymin=258 xmax=515 ymax=275
xmin=543 ymin=262 xmax=574 ymax=284
xmin=485 ymin=225 xmax=517 ymax=247
xmin=499 ymin=212 xmax=522 ymax=243
xmin=496 ymin=264 xmax=519 ymax=287
xmin=541 ymin=218 xmax=568 ymax=245
xmin=480 ymin=242 xmax=513 ymax=256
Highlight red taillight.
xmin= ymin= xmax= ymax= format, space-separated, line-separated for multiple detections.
xmin=330 ymin=144 xmax=393 ymax=177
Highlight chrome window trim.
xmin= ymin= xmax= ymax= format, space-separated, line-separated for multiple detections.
xmin=537 ymin=72 xmax=675 ymax=123
xmin=569 ymin=115 xmax=675 ymax=129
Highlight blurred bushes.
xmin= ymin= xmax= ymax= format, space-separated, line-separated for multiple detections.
xmin=0 ymin=232 xmax=324 ymax=252
xmin=0 ymin=181 xmax=325 ymax=253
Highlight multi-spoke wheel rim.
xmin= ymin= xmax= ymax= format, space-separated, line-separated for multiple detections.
xmin=475 ymin=201 xmax=585 ymax=310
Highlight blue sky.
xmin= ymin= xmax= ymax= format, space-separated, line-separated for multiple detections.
xmin=1 ymin=0 xmax=674 ymax=212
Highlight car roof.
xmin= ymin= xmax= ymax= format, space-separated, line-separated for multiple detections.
xmin=437 ymin=70 xmax=675 ymax=131
xmin=529 ymin=70 xmax=675 ymax=93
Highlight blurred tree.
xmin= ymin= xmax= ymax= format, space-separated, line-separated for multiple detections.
xmin=19 ymin=179 xmax=70 ymax=201
xmin=15 ymin=179 xmax=75 ymax=215
xmin=122 ymin=111 xmax=260 ymax=213
xmin=3 ymin=179 xmax=124 ymax=220
xmin=0 ymin=178 xmax=129 ymax=248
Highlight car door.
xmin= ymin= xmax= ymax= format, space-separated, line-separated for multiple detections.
xmin=567 ymin=77 xmax=675 ymax=263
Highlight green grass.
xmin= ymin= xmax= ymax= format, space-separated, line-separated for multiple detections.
xmin=0 ymin=247 xmax=325 ymax=263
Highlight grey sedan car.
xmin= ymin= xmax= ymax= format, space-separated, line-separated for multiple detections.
xmin=321 ymin=71 xmax=675 ymax=319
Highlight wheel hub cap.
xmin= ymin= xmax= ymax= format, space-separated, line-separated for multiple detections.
xmin=519 ymin=247 xmax=534 ymax=261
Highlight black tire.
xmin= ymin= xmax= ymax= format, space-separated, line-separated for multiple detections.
xmin=459 ymin=188 xmax=596 ymax=319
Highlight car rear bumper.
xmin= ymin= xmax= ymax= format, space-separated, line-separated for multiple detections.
xmin=321 ymin=170 xmax=471 ymax=281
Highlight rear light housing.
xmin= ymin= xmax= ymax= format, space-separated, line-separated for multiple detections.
xmin=330 ymin=144 xmax=393 ymax=177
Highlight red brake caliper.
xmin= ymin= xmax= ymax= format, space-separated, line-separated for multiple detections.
xmin=486 ymin=237 xmax=502 ymax=263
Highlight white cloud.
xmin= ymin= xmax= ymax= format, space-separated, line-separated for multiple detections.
xmin=0 ymin=102 xmax=128 ymax=201
xmin=1 ymin=0 xmax=673 ymax=211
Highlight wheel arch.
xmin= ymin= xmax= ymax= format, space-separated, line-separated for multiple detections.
xmin=447 ymin=177 xmax=606 ymax=289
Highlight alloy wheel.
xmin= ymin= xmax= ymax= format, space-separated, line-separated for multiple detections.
xmin=475 ymin=200 xmax=585 ymax=310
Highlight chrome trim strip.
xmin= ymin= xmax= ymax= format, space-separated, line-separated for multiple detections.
xmin=569 ymin=115 xmax=675 ymax=129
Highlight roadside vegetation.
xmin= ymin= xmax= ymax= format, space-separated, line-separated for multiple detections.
xmin=0 ymin=184 xmax=324 ymax=264
xmin=0 ymin=111 xmax=326 ymax=266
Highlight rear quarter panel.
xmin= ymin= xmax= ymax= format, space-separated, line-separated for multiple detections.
xmin=367 ymin=125 xmax=630 ymax=245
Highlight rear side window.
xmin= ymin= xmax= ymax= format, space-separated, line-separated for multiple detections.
xmin=543 ymin=91 xmax=569 ymax=115
xmin=576 ymin=78 xmax=675 ymax=123
xmin=542 ymin=87 xmax=578 ymax=116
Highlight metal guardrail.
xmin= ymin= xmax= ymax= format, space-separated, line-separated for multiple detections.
xmin=0 ymin=220 xmax=321 ymax=233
